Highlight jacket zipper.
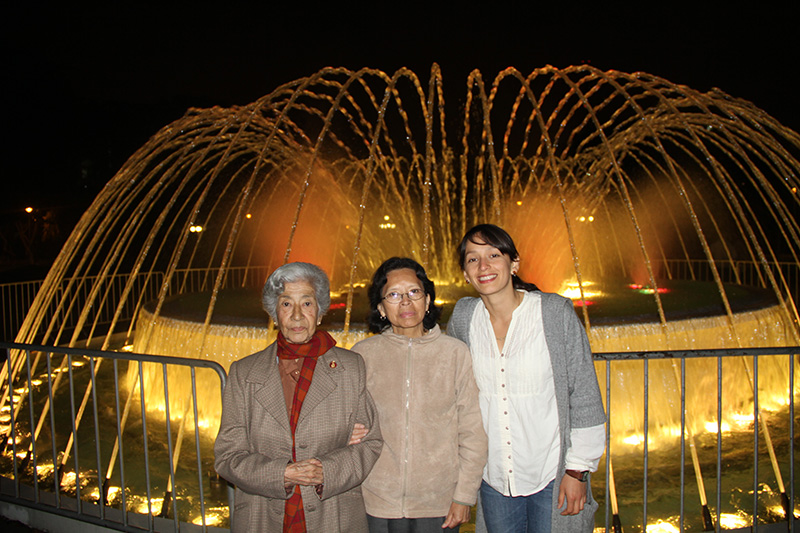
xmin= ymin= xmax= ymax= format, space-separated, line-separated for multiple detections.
xmin=401 ymin=336 xmax=412 ymax=515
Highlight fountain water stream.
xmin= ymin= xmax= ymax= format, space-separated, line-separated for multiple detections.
xmin=4 ymin=65 xmax=800 ymax=530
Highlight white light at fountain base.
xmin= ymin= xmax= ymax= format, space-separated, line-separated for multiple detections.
xmin=127 ymin=496 xmax=164 ymax=515
xmin=35 ymin=462 xmax=54 ymax=478
xmin=558 ymin=280 xmax=601 ymax=300
xmin=60 ymin=471 xmax=77 ymax=489
xmin=90 ymin=485 xmax=121 ymax=503
xmin=622 ymin=433 xmax=644 ymax=446
xmin=645 ymin=519 xmax=680 ymax=533
xmin=192 ymin=508 xmax=228 ymax=527
xmin=704 ymin=420 xmax=732 ymax=433
xmin=729 ymin=412 xmax=755 ymax=428
xmin=61 ymin=470 xmax=91 ymax=490
xmin=719 ymin=512 xmax=750 ymax=529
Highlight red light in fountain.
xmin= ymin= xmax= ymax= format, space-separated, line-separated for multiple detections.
xmin=636 ymin=287 xmax=670 ymax=295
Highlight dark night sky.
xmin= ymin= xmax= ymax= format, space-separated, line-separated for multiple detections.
xmin=3 ymin=4 xmax=798 ymax=213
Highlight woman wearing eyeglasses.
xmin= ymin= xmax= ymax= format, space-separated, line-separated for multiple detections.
xmin=351 ymin=257 xmax=487 ymax=533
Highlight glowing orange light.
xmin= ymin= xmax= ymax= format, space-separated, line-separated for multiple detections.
xmin=516 ymin=201 xmax=523 ymax=206
xmin=25 ymin=207 xmax=33 ymax=213
xmin=245 ymin=213 xmax=252 ymax=219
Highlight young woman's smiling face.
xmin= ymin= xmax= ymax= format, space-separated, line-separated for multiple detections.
xmin=462 ymin=238 xmax=519 ymax=297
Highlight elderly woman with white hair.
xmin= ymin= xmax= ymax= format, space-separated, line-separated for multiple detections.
xmin=215 ymin=262 xmax=382 ymax=533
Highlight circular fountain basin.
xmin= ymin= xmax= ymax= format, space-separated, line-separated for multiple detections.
xmin=133 ymin=280 xmax=795 ymax=366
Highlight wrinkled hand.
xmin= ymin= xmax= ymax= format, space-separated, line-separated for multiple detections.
xmin=284 ymin=458 xmax=323 ymax=487
xmin=349 ymin=423 xmax=368 ymax=445
xmin=442 ymin=502 xmax=470 ymax=528
xmin=558 ymin=474 xmax=586 ymax=515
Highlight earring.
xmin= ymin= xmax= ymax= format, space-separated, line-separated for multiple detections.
xmin=380 ymin=314 xmax=387 ymax=321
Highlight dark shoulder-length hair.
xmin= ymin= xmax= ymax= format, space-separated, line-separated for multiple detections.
xmin=457 ymin=224 xmax=539 ymax=292
xmin=366 ymin=257 xmax=442 ymax=333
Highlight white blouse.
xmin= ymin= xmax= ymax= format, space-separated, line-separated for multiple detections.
xmin=470 ymin=291 xmax=604 ymax=497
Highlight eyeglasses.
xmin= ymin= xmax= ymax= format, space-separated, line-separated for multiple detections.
xmin=382 ymin=288 xmax=425 ymax=303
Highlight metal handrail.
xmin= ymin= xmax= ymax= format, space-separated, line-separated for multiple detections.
xmin=0 ymin=342 xmax=797 ymax=531
xmin=595 ymin=346 xmax=798 ymax=532
xmin=0 ymin=341 xmax=227 ymax=532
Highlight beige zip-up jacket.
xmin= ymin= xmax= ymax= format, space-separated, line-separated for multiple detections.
xmin=352 ymin=324 xmax=487 ymax=519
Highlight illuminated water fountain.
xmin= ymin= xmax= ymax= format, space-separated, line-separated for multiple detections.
xmin=4 ymin=65 xmax=800 ymax=530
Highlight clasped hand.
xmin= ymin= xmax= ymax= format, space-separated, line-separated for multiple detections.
xmin=284 ymin=458 xmax=323 ymax=487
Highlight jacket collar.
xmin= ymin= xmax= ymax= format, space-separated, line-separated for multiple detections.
xmin=248 ymin=342 xmax=341 ymax=431
xmin=379 ymin=323 xmax=441 ymax=345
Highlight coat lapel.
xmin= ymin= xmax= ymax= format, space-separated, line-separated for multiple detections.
xmin=296 ymin=348 xmax=337 ymax=426
xmin=250 ymin=344 xmax=292 ymax=433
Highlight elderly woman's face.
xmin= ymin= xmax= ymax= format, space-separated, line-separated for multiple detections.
xmin=277 ymin=280 xmax=319 ymax=344
xmin=377 ymin=268 xmax=430 ymax=338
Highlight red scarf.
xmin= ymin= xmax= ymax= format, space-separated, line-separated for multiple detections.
xmin=277 ymin=330 xmax=336 ymax=533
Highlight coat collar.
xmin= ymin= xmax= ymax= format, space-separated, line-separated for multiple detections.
xmin=248 ymin=342 xmax=342 ymax=431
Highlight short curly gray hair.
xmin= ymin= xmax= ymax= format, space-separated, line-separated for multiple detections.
xmin=261 ymin=262 xmax=331 ymax=323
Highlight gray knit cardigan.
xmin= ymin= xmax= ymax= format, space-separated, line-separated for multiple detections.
xmin=447 ymin=291 xmax=606 ymax=533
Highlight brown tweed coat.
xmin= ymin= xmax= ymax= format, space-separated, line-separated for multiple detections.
xmin=215 ymin=343 xmax=382 ymax=532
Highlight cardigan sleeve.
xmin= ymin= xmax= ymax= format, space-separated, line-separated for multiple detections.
xmin=560 ymin=296 xmax=606 ymax=429
xmin=446 ymin=297 xmax=476 ymax=345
